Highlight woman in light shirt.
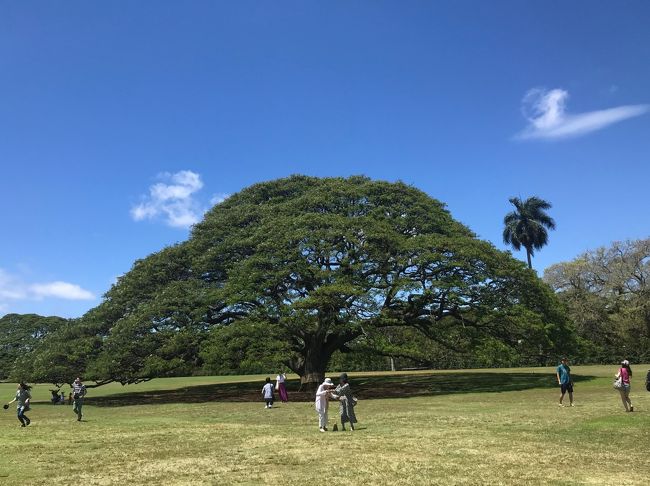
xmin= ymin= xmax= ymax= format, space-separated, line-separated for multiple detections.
xmin=276 ymin=372 xmax=289 ymax=403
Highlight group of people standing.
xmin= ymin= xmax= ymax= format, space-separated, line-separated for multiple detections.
xmin=556 ymin=358 xmax=641 ymax=412
xmin=315 ymin=372 xmax=357 ymax=432
xmin=261 ymin=371 xmax=358 ymax=432
xmin=3 ymin=377 xmax=87 ymax=427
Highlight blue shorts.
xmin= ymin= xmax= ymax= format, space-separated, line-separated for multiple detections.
xmin=561 ymin=382 xmax=573 ymax=393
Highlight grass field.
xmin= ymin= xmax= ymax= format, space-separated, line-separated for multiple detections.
xmin=1 ymin=365 xmax=649 ymax=485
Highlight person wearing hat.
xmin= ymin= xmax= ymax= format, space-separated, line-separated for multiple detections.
xmin=615 ymin=360 xmax=634 ymax=412
xmin=71 ymin=377 xmax=87 ymax=421
xmin=330 ymin=373 xmax=357 ymax=431
xmin=315 ymin=377 xmax=335 ymax=432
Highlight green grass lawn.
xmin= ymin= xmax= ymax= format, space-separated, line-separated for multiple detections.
xmin=1 ymin=365 xmax=649 ymax=485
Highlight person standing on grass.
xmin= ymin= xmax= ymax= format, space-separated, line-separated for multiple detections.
xmin=556 ymin=357 xmax=574 ymax=407
xmin=72 ymin=377 xmax=87 ymax=421
xmin=315 ymin=377 xmax=334 ymax=432
xmin=5 ymin=383 xmax=32 ymax=427
xmin=262 ymin=377 xmax=275 ymax=409
xmin=330 ymin=373 xmax=357 ymax=431
xmin=615 ymin=360 xmax=634 ymax=412
xmin=276 ymin=371 xmax=289 ymax=403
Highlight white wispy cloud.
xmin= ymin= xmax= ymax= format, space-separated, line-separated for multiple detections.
xmin=29 ymin=281 xmax=95 ymax=300
xmin=515 ymin=88 xmax=649 ymax=140
xmin=0 ymin=268 xmax=95 ymax=314
xmin=131 ymin=170 xmax=205 ymax=228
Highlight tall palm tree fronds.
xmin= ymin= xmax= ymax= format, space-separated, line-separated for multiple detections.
xmin=503 ymin=196 xmax=556 ymax=269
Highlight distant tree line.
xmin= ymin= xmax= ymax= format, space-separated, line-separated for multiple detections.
xmin=544 ymin=238 xmax=650 ymax=363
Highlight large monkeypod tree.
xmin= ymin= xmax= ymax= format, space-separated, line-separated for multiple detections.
xmin=52 ymin=175 xmax=571 ymax=388
xmin=190 ymin=176 xmax=572 ymax=386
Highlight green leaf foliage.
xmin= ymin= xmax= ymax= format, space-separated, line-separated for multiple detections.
xmin=200 ymin=319 xmax=293 ymax=375
xmin=544 ymin=238 xmax=650 ymax=362
xmin=0 ymin=314 xmax=67 ymax=380
xmin=10 ymin=317 xmax=103 ymax=386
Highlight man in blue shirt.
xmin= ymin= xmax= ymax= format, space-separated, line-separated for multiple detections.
xmin=556 ymin=357 xmax=574 ymax=407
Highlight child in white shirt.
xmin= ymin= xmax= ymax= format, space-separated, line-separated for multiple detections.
xmin=262 ymin=377 xmax=275 ymax=408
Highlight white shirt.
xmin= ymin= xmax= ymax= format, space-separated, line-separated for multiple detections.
xmin=315 ymin=384 xmax=331 ymax=413
xmin=262 ymin=383 xmax=274 ymax=399
xmin=276 ymin=374 xmax=286 ymax=388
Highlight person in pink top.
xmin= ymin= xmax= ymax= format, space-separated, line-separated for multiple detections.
xmin=615 ymin=360 xmax=634 ymax=412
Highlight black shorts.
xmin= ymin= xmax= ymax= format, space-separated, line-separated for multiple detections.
xmin=561 ymin=382 xmax=573 ymax=393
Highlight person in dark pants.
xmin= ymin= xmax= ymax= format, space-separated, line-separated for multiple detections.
xmin=262 ymin=377 xmax=275 ymax=409
xmin=6 ymin=383 xmax=32 ymax=427
xmin=72 ymin=377 xmax=87 ymax=421
xmin=556 ymin=357 xmax=574 ymax=407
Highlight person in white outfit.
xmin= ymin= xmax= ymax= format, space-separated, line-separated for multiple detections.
xmin=315 ymin=377 xmax=334 ymax=432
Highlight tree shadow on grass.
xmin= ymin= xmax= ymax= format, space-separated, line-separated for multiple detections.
xmin=87 ymin=372 xmax=596 ymax=408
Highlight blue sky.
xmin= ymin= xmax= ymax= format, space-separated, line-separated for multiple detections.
xmin=1 ymin=1 xmax=649 ymax=317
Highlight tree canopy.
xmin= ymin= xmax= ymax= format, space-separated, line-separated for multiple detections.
xmin=15 ymin=176 xmax=574 ymax=386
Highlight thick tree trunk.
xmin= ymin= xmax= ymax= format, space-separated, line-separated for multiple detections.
xmin=287 ymin=327 xmax=362 ymax=391
xmin=299 ymin=346 xmax=330 ymax=390
xmin=287 ymin=340 xmax=335 ymax=392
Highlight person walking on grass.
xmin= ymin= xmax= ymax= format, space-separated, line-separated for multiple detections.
xmin=615 ymin=360 xmax=634 ymax=412
xmin=72 ymin=377 xmax=87 ymax=421
xmin=262 ymin=377 xmax=275 ymax=409
xmin=330 ymin=373 xmax=357 ymax=431
xmin=315 ymin=377 xmax=335 ymax=432
xmin=4 ymin=382 xmax=32 ymax=427
xmin=556 ymin=357 xmax=574 ymax=407
xmin=276 ymin=371 xmax=289 ymax=403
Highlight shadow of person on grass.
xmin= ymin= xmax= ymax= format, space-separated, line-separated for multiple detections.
xmin=86 ymin=372 xmax=596 ymax=408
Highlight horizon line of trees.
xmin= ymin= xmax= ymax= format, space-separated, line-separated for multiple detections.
xmin=544 ymin=237 xmax=650 ymax=364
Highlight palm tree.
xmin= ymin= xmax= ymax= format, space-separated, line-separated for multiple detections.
xmin=503 ymin=196 xmax=556 ymax=269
